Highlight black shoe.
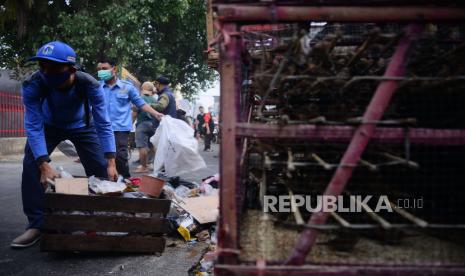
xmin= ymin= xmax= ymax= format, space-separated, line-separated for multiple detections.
xmin=11 ymin=229 xmax=42 ymax=248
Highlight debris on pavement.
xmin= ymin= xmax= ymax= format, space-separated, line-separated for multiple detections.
xmin=195 ymin=230 xmax=210 ymax=242
xmin=201 ymin=173 xmax=219 ymax=189
xmin=176 ymin=213 xmax=198 ymax=241
xmin=177 ymin=195 xmax=219 ymax=224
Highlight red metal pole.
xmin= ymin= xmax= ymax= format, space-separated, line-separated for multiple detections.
xmin=217 ymin=5 xmax=465 ymax=23
xmin=218 ymin=22 xmax=240 ymax=264
xmin=285 ymin=24 xmax=424 ymax=265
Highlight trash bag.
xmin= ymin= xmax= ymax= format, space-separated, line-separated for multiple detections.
xmin=168 ymin=176 xmax=199 ymax=189
xmin=150 ymin=115 xmax=206 ymax=177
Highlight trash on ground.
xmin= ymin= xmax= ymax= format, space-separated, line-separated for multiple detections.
xmin=128 ymin=177 xmax=141 ymax=187
xmin=201 ymin=174 xmax=219 ymax=189
xmin=177 ymin=195 xmax=219 ymax=224
xmin=175 ymin=185 xmax=191 ymax=198
xmin=196 ymin=230 xmax=210 ymax=242
xmin=138 ymin=175 xmax=165 ymax=197
xmin=177 ymin=213 xmax=198 ymax=241
xmin=168 ymin=176 xmax=199 ymax=189
xmin=199 ymin=184 xmax=214 ymax=196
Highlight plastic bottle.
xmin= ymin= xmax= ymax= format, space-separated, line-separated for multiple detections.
xmin=174 ymin=185 xmax=190 ymax=198
xmin=56 ymin=166 xmax=74 ymax=178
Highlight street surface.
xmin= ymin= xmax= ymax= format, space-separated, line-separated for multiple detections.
xmin=0 ymin=142 xmax=219 ymax=276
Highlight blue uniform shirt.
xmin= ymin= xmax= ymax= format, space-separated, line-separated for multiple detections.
xmin=101 ymin=79 xmax=146 ymax=131
xmin=22 ymin=71 xmax=116 ymax=160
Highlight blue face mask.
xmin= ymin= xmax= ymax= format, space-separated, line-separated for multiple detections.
xmin=40 ymin=70 xmax=71 ymax=88
xmin=98 ymin=69 xmax=113 ymax=81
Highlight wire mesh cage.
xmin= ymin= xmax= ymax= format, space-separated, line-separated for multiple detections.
xmin=212 ymin=0 xmax=465 ymax=273
xmin=248 ymin=22 xmax=465 ymax=127
xmin=235 ymin=21 xmax=465 ymax=266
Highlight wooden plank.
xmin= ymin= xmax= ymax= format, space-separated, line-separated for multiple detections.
xmin=43 ymin=215 xmax=168 ymax=233
xmin=41 ymin=234 xmax=165 ymax=253
xmin=178 ymin=195 xmax=219 ymax=224
xmin=44 ymin=194 xmax=171 ymax=214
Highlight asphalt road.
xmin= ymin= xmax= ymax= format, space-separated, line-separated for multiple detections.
xmin=0 ymin=142 xmax=219 ymax=276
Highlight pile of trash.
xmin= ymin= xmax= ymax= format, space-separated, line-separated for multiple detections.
xmin=47 ymin=166 xmax=167 ymax=198
xmin=48 ymin=166 xmax=220 ymax=241
xmin=48 ymin=166 xmax=220 ymax=270
xmin=163 ymin=174 xmax=219 ymax=276
xmin=163 ymin=174 xmax=219 ymax=241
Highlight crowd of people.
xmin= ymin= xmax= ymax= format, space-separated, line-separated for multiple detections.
xmin=11 ymin=40 xmax=216 ymax=248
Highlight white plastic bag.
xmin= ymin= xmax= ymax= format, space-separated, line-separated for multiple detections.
xmin=88 ymin=175 xmax=126 ymax=194
xmin=150 ymin=115 xmax=206 ymax=177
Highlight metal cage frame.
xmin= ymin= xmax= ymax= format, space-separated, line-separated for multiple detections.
xmin=215 ymin=2 xmax=465 ymax=274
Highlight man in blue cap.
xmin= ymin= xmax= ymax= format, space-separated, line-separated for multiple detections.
xmin=11 ymin=41 xmax=118 ymax=248
xmin=97 ymin=58 xmax=163 ymax=178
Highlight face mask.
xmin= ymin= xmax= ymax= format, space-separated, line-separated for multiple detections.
xmin=98 ymin=69 xmax=113 ymax=81
xmin=40 ymin=70 xmax=71 ymax=88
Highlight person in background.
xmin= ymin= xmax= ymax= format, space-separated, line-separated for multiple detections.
xmin=195 ymin=106 xmax=205 ymax=141
xmin=203 ymin=108 xmax=215 ymax=152
xmin=176 ymin=109 xmax=189 ymax=124
xmin=133 ymin=82 xmax=157 ymax=173
xmin=185 ymin=115 xmax=195 ymax=130
xmin=13 ymin=41 xmax=118 ymax=248
xmin=149 ymin=76 xmax=177 ymax=125
xmin=97 ymin=58 xmax=163 ymax=177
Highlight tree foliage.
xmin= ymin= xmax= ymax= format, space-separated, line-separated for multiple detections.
xmin=0 ymin=0 xmax=215 ymax=98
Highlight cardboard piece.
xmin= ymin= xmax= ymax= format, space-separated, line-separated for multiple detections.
xmin=177 ymin=195 xmax=219 ymax=224
xmin=55 ymin=178 xmax=89 ymax=195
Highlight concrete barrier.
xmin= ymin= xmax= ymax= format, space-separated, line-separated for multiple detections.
xmin=0 ymin=137 xmax=26 ymax=155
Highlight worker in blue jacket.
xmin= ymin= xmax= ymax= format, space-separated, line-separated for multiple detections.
xmin=11 ymin=41 xmax=118 ymax=248
xmin=97 ymin=58 xmax=163 ymax=178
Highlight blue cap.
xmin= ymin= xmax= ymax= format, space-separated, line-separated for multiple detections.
xmin=28 ymin=41 xmax=77 ymax=64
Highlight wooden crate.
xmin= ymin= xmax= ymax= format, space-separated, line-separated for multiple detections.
xmin=41 ymin=193 xmax=171 ymax=253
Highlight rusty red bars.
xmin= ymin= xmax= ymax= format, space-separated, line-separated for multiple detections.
xmin=285 ymin=24 xmax=424 ymax=265
xmin=235 ymin=124 xmax=465 ymax=146
xmin=217 ymin=5 xmax=465 ymax=23
xmin=218 ymin=23 xmax=240 ymax=264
